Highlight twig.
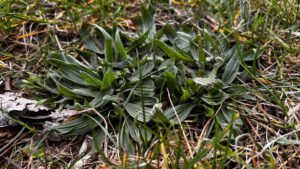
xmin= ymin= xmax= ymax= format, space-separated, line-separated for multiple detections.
xmin=246 ymin=128 xmax=300 ymax=163
xmin=277 ymin=146 xmax=300 ymax=169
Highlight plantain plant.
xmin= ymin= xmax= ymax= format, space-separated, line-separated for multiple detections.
xmin=22 ymin=4 xmax=258 ymax=167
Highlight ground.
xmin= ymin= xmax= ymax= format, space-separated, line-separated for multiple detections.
xmin=0 ymin=0 xmax=300 ymax=168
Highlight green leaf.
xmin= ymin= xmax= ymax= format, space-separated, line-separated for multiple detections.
xmin=174 ymin=32 xmax=193 ymax=52
xmin=134 ymin=97 xmax=158 ymax=106
xmin=216 ymin=109 xmax=243 ymax=135
xmin=71 ymin=88 xmax=97 ymax=97
xmin=163 ymin=104 xmax=196 ymax=124
xmin=120 ymin=121 xmax=135 ymax=156
xmin=91 ymin=94 xmax=119 ymax=108
xmin=126 ymin=119 xmax=152 ymax=145
xmin=222 ymin=55 xmax=240 ymax=83
xmin=193 ymin=77 xmax=223 ymax=87
xmin=127 ymin=28 xmax=150 ymax=52
xmin=91 ymin=129 xmax=106 ymax=153
xmin=165 ymin=71 xmax=177 ymax=93
xmin=101 ymin=69 xmax=115 ymax=90
xmin=49 ymin=57 xmax=97 ymax=78
xmin=115 ymin=29 xmax=127 ymax=60
xmin=201 ymin=90 xmax=229 ymax=105
xmin=23 ymin=74 xmax=58 ymax=94
xmin=154 ymin=39 xmax=194 ymax=62
xmin=124 ymin=103 xmax=154 ymax=122
xmin=224 ymin=85 xmax=247 ymax=96
xmin=93 ymin=24 xmax=114 ymax=62
xmin=83 ymin=36 xmax=103 ymax=54
xmin=57 ymin=69 xmax=87 ymax=86
xmin=180 ymin=88 xmax=191 ymax=102
xmin=52 ymin=116 xmax=99 ymax=136
xmin=130 ymin=61 xmax=154 ymax=81
xmin=156 ymin=24 xmax=177 ymax=42
xmin=80 ymin=72 xmax=102 ymax=89
xmin=158 ymin=59 xmax=175 ymax=71
xmin=50 ymin=53 xmax=92 ymax=69
xmin=57 ymin=83 xmax=80 ymax=99
xmin=132 ymin=79 xmax=155 ymax=97
xmin=137 ymin=5 xmax=155 ymax=38
xmin=203 ymin=105 xmax=214 ymax=117
xmin=152 ymin=110 xmax=171 ymax=124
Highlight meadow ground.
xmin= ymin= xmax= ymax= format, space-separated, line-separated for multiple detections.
xmin=0 ymin=0 xmax=300 ymax=168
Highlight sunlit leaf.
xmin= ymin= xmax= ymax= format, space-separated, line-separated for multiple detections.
xmin=101 ymin=69 xmax=116 ymax=90
xmin=115 ymin=29 xmax=127 ymax=60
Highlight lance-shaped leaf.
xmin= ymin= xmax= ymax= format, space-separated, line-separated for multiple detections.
xmin=93 ymin=24 xmax=114 ymax=62
xmin=124 ymin=103 xmax=154 ymax=122
xmin=101 ymin=69 xmax=116 ymax=90
xmin=193 ymin=77 xmax=223 ymax=87
xmin=163 ymin=104 xmax=196 ymax=124
xmin=154 ymin=39 xmax=194 ymax=62
xmin=127 ymin=28 xmax=150 ymax=52
xmin=222 ymin=55 xmax=240 ymax=84
xmin=137 ymin=5 xmax=156 ymax=38
xmin=126 ymin=119 xmax=152 ymax=145
xmin=132 ymin=79 xmax=155 ymax=97
xmin=80 ymin=72 xmax=102 ymax=89
xmin=129 ymin=61 xmax=154 ymax=81
xmin=52 ymin=116 xmax=99 ymax=136
xmin=201 ymin=90 xmax=229 ymax=105
xmin=120 ymin=121 xmax=135 ymax=156
xmin=115 ymin=29 xmax=127 ymax=60
xmin=57 ymin=83 xmax=80 ymax=99
xmin=83 ymin=36 xmax=103 ymax=54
